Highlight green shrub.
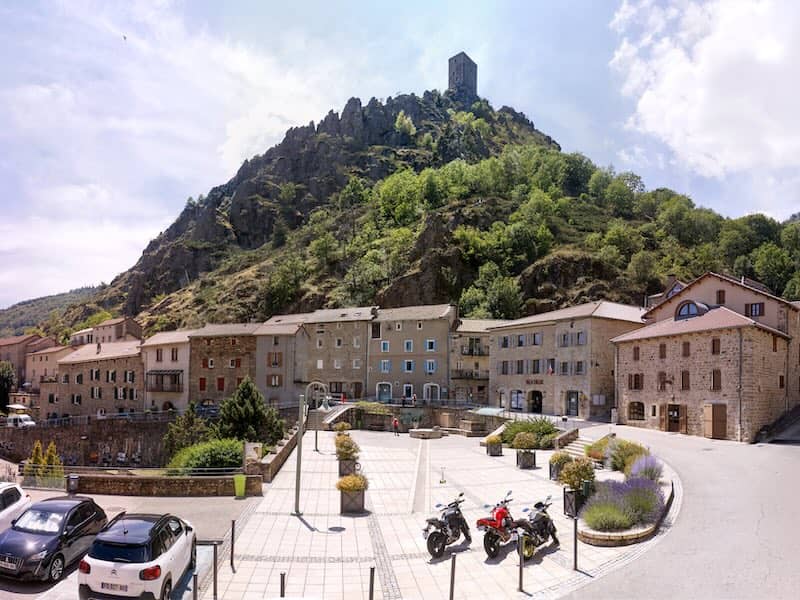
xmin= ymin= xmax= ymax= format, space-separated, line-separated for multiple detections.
xmin=336 ymin=474 xmax=369 ymax=492
xmin=485 ymin=434 xmax=502 ymax=446
xmin=168 ymin=438 xmax=243 ymax=471
xmin=558 ymin=457 xmax=595 ymax=490
xmin=501 ymin=417 xmax=557 ymax=444
xmin=549 ymin=451 xmax=574 ymax=468
xmin=335 ymin=435 xmax=360 ymax=461
xmin=512 ymin=432 xmax=538 ymax=449
xmin=582 ymin=502 xmax=634 ymax=531
xmin=623 ymin=478 xmax=665 ymax=524
xmin=627 ymin=455 xmax=663 ymax=482
xmin=355 ymin=401 xmax=391 ymax=415
xmin=585 ymin=437 xmax=610 ymax=461
xmin=333 ymin=422 xmax=352 ymax=433
xmin=611 ymin=439 xmax=649 ymax=472
xmin=539 ymin=432 xmax=558 ymax=449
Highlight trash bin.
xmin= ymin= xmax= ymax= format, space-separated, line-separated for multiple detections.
xmin=233 ymin=474 xmax=246 ymax=498
xmin=66 ymin=473 xmax=79 ymax=494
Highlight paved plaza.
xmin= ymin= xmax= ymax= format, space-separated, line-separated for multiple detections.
xmin=206 ymin=430 xmax=681 ymax=600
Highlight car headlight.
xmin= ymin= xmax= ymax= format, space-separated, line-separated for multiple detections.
xmin=30 ymin=550 xmax=48 ymax=561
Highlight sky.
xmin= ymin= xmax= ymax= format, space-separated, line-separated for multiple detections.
xmin=1 ymin=0 xmax=799 ymax=308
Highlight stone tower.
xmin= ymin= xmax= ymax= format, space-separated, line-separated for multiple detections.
xmin=448 ymin=52 xmax=477 ymax=103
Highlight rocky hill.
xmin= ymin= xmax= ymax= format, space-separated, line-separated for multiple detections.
xmin=0 ymin=287 xmax=97 ymax=337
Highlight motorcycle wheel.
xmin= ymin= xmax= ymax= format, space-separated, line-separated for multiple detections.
xmin=518 ymin=535 xmax=536 ymax=561
xmin=483 ymin=532 xmax=500 ymax=559
xmin=427 ymin=531 xmax=447 ymax=559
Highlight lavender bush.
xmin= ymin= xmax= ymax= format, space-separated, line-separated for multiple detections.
xmin=628 ymin=455 xmax=663 ymax=482
xmin=581 ymin=477 xmax=665 ymax=531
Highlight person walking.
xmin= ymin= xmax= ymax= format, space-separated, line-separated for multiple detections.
xmin=392 ymin=417 xmax=400 ymax=436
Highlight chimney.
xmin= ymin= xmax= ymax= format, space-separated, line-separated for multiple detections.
xmin=664 ymin=274 xmax=676 ymax=290
xmin=96 ymin=342 xmax=101 ymax=354
xmin=741 ymin=275 xmax=745 ymax=284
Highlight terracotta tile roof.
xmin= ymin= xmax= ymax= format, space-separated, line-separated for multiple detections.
xmin=140 ymin=330 xmax=198 ymax=347
xmin=187 ymin=324 xmax=261 ymax=337
xmin=28 ymin=345 xmax=72 ymax=356
xmin=375 ymin=304 xmax=455 ymax=322
xmin=59 ymin=340 xmax=142 ymax=364
xmin=489 ymin=301 xmax=645 ymax=330
xmin=457 ymin=319 xmax=508 ymax=333
xmin=96 ymin=317 xmax=129 ymax=327
xmin=0 ymin=334 xmax=38 ymax=347
xmin=304 ymin=306 xmax=378 ymax=323
xmin=611 ymin=306 xmax=789 ymax=343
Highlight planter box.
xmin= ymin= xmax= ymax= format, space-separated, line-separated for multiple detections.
xmin=549 ymin=463 xmax=563 ymax=481
xmin=487 ymin=443 xmax=503 ymax=457
xmin=516 ymin=450 xmax=536 ymax=469
xmin=338 ymin=459 xmax=359 ymax=476
xmin=340 ymin=489 xmax=366 ymax=514
xmin=563 ymin=488 xmax=585 ymax=518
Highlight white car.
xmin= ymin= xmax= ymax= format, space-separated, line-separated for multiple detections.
xmin=78 ymin=513 xmax=196 ymax=600
xmin=0 ymin=483 xmax=31 ymax=532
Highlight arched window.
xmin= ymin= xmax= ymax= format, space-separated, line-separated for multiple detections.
xmin=676 ymin=301 xmax=704 ymax=320
xmin=628 ymin=401 xmax=645 ymax=421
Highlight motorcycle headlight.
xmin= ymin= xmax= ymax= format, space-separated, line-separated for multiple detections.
xmin=30 ymin=550 xmax=48 ymax=561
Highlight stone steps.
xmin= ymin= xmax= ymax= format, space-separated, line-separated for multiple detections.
xmin=561 ymin=438 xmax=591 ymax=460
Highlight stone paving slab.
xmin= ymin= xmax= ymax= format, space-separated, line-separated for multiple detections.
xmin=206 ymin=430 xmax=682 ymax=600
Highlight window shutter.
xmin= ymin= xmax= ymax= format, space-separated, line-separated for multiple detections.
xmin=202 ymin=358 xmax=208 ymax=369
xmin=744 ymin=303 xmax=751 ymax=317
xmin=628 ymin=373 xmax=633 ymax=389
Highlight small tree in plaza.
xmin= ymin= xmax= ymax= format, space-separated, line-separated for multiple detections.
xmin=164 ymin=402 xmax=212 ymax=459
xmin=215 ymin=378 xmax=284 ymax=445
xmin=43 ymin=441 xmax=64 ymax=482
xmin=24 ymin=440 xmax=45 ymax=480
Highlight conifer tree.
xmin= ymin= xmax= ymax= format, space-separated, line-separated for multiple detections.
xmin=215 ymin=378 xmax=284 ymax=445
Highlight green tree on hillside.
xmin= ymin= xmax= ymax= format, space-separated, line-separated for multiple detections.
xmin=604 ymin=177 xmax=635 ymax=218
xmin=394 ymin=110 xmax=416 ymax=138
xmin=753 ymin=243 xmax=794 ymax=294
xmin=215 ymin=378 xmax=284 ymax=445
xmin=0 ymin=361 xmax=16 ymax=412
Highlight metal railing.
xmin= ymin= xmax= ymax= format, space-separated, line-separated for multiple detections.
xmin=460 ymin=345 xmax=490 ymax=356
xmin=451 ymin=369 xmax=490 ymax=380
xmin=18 ymin=464 xmax=243 ymax=486
xmin=37 ymin=409 xmax=187 ymax=428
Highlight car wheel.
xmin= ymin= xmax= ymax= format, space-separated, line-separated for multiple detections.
xmin=47 ymin=554 xmax=65 ymax=582
xmin=161 ymin=579 xmax=172 ymax=600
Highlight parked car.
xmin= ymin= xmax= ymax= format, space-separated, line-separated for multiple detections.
xmin=194 ymin=403 xmax=219 ymax=418
xmin=6 ymin=414 xmax=35 ymax=428
xmin=0 ymin=496 xmax=107 ymax=582
xmin=0 ymin=483 xmax=31 ymax=533
xmin=78 ymin=513 xmax=196 ymax=600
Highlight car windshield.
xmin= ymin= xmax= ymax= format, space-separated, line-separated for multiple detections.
xmin=89 ymin=541 xmax=150 ymax=563
xmin=14 ymin=509 xmax=64 ymax=533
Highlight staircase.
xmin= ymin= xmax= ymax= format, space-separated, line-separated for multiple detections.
xmin=305 ymin=410 xmax=326 ymax=431
xmin=560 ymin=437 xmax=592 ymax=460
xmin=306 ymin=404 xmax=354 ymax=431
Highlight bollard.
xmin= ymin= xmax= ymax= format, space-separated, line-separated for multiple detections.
xmin=213 ymin=544 xmax=218 ymax=600
xmin=369 ymin=565 xmax=375 ymax=600
xmin=573 ymin=517 xmax=578 ymax=571
xmin=517 ymin=534 xmax=524 ymax=592
xmin=315 ymin=428 xmax=319 ymax=452
xmin=280 ymin=572 xmax=286 ymax=597
xmin=449 ymin=553 xmax=456 ymax=600
xmin=230 ymin=520 xmax=235 ymax=570
xmin=193 ymin=573 xmax=198 ymax=600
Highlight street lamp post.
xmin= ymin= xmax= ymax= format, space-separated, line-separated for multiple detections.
xmin=293 ymin=394 xmax=305 ymax=516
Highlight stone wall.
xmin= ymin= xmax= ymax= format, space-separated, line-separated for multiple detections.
xmin=188 ymin=335 xmax=257 ymax=406
xmin=71 ymin=473 xmax=262 ymax=497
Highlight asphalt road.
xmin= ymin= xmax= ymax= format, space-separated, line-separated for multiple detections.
xmin=566 ymin=424 xmax=800 ymax=600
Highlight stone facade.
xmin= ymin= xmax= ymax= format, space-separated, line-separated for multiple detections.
xmin=25 ymin=346 xmax=75 ymax=392
xmin=254 ymin=315 xmax=311 ymax=407
xmin=141 ymin=330 xmax=194 ymax=412
xmin=449 ymin=319 xmax=506 ymax=404
xmin=93 ymin=317 xmax=142 ymax=343
xmin=448 ymin=52 xmax=477 ymax=103
xmin=367 ymin=305 xmax=456 ymax=403
xmin=0 ymin=334 xmax=55 ymax=389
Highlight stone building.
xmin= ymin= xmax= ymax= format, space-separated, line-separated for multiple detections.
xmin=367 ymin=304 xmax=457 ymax=403
xmin=25 ymin=345 xmax=75 ymax=392
xmin=55 ymin=340 xmax=144 ymax=418
xmin=0 ymin=334 xmax=56 ymax=388
xmin=300 ymin=307 xmax=376 ymax=405
xmin=450 ymin=319 xmax=507 ymax=404
xmin=140 ymin=330 xmax=197 ymax=412
xmin=69 ymin=328 xmax=94 ymax=346
xmin=489 ymin=301 xmax=645 ymax=418
xmin=254 ymin=314 xmax=312 ymax=407
xmin=613 ymin=272 xmax=800 ymax=442
xmin=448 ymin=51 xmax=478 ymax=103
xmin=187 ymin=324 xmax=260 ymax=409
xmin=93 ymin=317 xmax=142 ymax=343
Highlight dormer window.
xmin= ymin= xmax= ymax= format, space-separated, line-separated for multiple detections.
xmin=676 ymin=301 xmax=705 ymax=320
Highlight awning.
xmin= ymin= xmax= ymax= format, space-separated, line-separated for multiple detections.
xmin=146 ymin=370 xmax=184 ymax=376
xmin=468 ymin=407 xmax=505 ymax=416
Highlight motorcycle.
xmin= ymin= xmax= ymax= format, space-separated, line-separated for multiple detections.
xmin=476 ymin=490 xmax=523 ymax=559
xmin=423 ymin=492 xmax=471 ymax=558
xmin=518 ymin=495 xmax=559 ymax=561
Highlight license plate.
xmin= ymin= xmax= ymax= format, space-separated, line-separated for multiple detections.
xmin=101 ymin=583 xmax=128 ymax=592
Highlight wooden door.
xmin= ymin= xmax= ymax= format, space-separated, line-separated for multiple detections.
xmin=712 ymin=404 xmax=726 ymax=439
xmin=678 ymin=404 xmax=688 ymax=434
xmin=703 ymin=404 xmax=714 ymax=438
xmin=659 ymin=404 xmax=667 ymax=431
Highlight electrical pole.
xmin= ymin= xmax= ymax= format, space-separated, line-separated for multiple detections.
xmin=293 ymin=394 xmax=305 ymax=516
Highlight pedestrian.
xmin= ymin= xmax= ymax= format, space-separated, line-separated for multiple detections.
xmin=392 ymin=417 xmax=400 ymax=436
xmin=411 ymin=393 xmax=417 ymax=407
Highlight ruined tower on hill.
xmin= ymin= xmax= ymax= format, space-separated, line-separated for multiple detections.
xmin=448 ymin=51 xmax=477 ymax=104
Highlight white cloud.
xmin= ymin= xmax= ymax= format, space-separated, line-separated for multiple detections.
xmin=610 ymin=0 xmax=800 ymax=218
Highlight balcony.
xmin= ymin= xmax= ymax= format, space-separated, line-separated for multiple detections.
xmin=461 ymin=345 xmax=490 ymax=356
xmin=452 ymin=369 xmax=490 ymax=380
xmin=146 ymin=383 xmax=183 ymax=393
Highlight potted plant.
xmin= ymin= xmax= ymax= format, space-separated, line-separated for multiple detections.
xmin=485 ymin=434 xmax=503 ymax=456
xmin=335 ymin=435 xmax=360 ymax=476
xmin=558 ymin=457 xmax=595 ymax=517
xmin=512 ymin=432 xmax=538 ymax=469
xmin=333 ymin=422 xmax=352 ymax=434
xmin=549 ymin=451 xmax=573 ymax=481
xmin=337 ymin=473 xmax=368 ymax=514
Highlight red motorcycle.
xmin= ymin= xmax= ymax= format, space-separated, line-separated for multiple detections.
xmin=476 ymin=490 xmax=525 ymax=558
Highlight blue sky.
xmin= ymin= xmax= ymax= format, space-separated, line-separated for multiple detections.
xmin=1 ymin=0 xmax=798 ymax=308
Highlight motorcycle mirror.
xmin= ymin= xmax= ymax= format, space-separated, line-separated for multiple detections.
xmin=483 ymin=504 xmax=490 ymax=508
xmin=435 ymin=504 xmax=442 ymax=508
xmin=545 ymin=494 xmax=552 ymax=502
xmin=458 ymin=492 xmax=464 ymax=497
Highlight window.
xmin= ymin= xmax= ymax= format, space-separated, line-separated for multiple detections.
xmin=72 ymin=394 xmax=82 ymax=405
xmin=273 ymin=336 xmax=279 ymax=346
xmin=657 ymin=371 xmax=667 ymax=391
xmin=712 ymin=338 xmax=721 ymax=355
xmin=651 ymin=405 xmax=657 ymax=417
xmin=381 ymin=341 xmax=390 ymax=353
xmin=334 ymin=359 xmax=342 ymax=370
xmin=532 ymin=333 xmax=542 ymax=346
xmin=633 ymin=346 xmax=640 ymax=361
xmin=677 ymin=301 xmax=699 ymax=319
xmin=230 ymin=338 xmax=237 ymax=346
xmin=779 ymin=375 xmax=785 ymax=389
xmin=681 ymin=370 xmax=690 ymax=390
xmin=335 ymin=338 xmax=343 ymax=348
xmin=417 ymin=321 xmax=423 ymax=330
xmin=425 ymin=339 xmax=436 ymax=351
xmin=268 ymin=352 xmax=282 ymax=367
xmin=576 ymin=331 xmax=586 ymax=345
xmin=425 ymin=359 xmax=436 ymax=374
xmin=316 ymin=338 xmax=324 ymax=349
xmin=575 ymin=361 xmax=585 ymax=375
xmin=202 ymin=358 xmax=208 ymax=369
xmin=156 ymin=348 xmax=163 ymax=362
xmin=745 ymin=302 xmax=765 ymax=317
xmin=659 ymin=344 xmax=667 ymax=359
xmin=269 ymin=374 xmax=282 ymax=387
xmin=517 ymin=334 xmax=525 ymax=347
xmin=171 ymin=348 xmax=178 ymax=361
xmin=336 ymin=322 xmax=343 ymax=329
xmin=353 ymin=337 xmax=361 ymax=348
xmin=532 ymin=359 xmax=541 ymax=374
xmin=217 ymin=377 xmax=225 ymax=392
xmin=48 ymin=393 xmax=55 ymax=404
xmin=199 ymin=377 xmax=207 ymax=392
xmin=560 ymin=333 xmax=570 ymax=347
xmin=1 ymin=487 xmax=21 ymax=510
xmin=501 ymin=336 xmax=509 ymax=348
xmin=380 ymin=360 xmax=390 ymax=373
xmin=516 ymin=360 xmax=525 ymax=375
xmin=773 ymin=336 xmax=778 ymax=352
xmin=76 ymin=373 xmax=83 ymax=384
xmin=682 ymin=341 xmax=691 ymax=357
xmin=547 ymin=359 xmax=556 ymax=374
xmin=353 ymin=359 xmax=362 ymax=369
xmin=628 ymin=373 xmax=644 ymax=390
xmin=404 ymin=340 xmax=413 ymax=352
xmin=316 ymin=359 xmax=324 ymax=370
xmin=712 ymin=369 xmax=722 ymax=391
xmin=208 ymin=358 xmax=214 ymax=369
xmin=716 ymin=289 xmax=726 ymax=304
xmin=371 ymin=323 xmax=381 ymax=339
xmin=500 ymin=361 xmax=509 ymax=375
xmin=62 ymin=373 xmax=69 ymax=384
xmin=403 ymin=360 xmax=414 ymax=373
xmin=330 ymin=382 xmax=343 ymax=394
xmin=204 ymin=339 xmax=211 ymax=346
xmin=395 ymin=322 xmax=402 ymax=331
xmin=628 ymin=401 xmax=645 ymax=420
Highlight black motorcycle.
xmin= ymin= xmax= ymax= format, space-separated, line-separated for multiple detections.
xmin=518 ymin=494 xmax=559 ymax=561
xmin=423 ymin=492 xmax=471 ymax=558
